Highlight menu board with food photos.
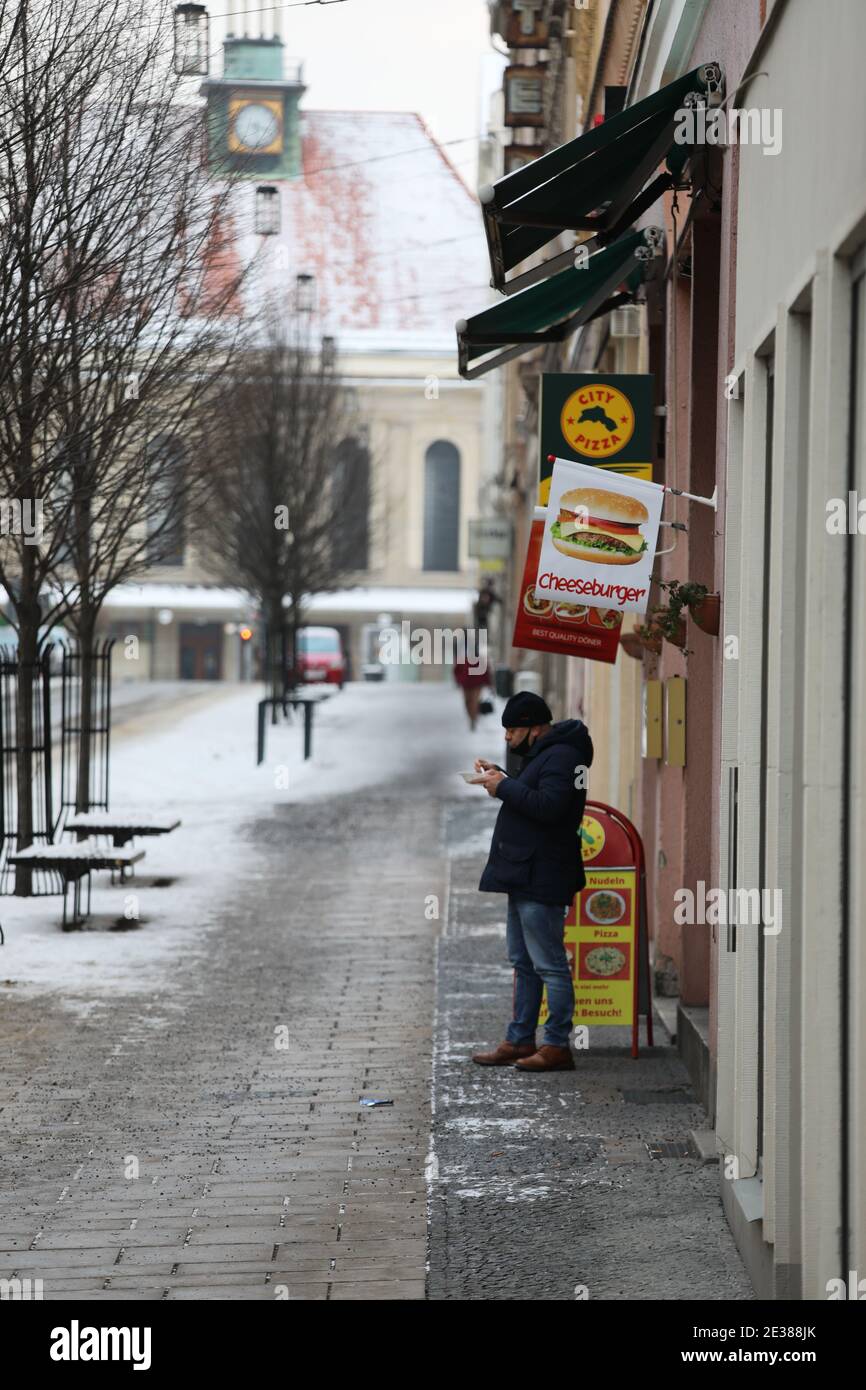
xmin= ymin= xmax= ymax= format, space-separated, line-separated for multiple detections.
xmin=570 ymin=867 xmax=636 ymax=1026
xmin=539 ymin=804 xmax=653 ymax=1055
xmin=512 ymin=513 xmax=622 ymax=664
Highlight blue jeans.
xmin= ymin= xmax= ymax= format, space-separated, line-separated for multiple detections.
xmin=505 ymin=894 xmax=574 ymax=1049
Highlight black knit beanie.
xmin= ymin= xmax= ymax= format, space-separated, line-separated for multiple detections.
xmin=501 ymin=691 xmax=553 ymax=728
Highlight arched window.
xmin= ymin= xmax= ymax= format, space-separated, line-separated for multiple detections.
xmin=423 ymin=440 xmax=460 ymax=571
xmin=146 ymin=436 xmax=185 ymax=566
xmin=333 ymin=436 xmax=370 ymax=572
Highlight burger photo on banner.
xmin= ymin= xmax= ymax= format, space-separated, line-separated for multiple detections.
xmin=536 ymin=458 xmax=664 ymax=617
xmin=512 ymin=509 xmax=623 ymax=664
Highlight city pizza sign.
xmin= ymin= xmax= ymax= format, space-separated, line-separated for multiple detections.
xmin=537 ymin=372 xmax=654 ymax=505
xmin=561 ymin=383 xmax=635 ymax=458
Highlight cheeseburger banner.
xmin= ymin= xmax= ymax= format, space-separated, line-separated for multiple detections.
xmin=512 ymin=509 xmax=622 ymax=663
xmin=536 ymin=457 xmax=664 ymax=617
xmin=537 ymin=373 xmax=654 ymax=504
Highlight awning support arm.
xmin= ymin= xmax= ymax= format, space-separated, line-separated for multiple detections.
xmin=596 ymin=117 xmax=682 ymax=230
xmin=499 ymin=245 xmax=582 ymax=297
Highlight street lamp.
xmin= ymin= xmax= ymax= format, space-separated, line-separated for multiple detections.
xmin=255 ymin=185 xmax=280 ymax=236
xmin=173 ymin=4 xmax=209 ymax=77
xmin=295 ymin=273 xmax=316 ymax=314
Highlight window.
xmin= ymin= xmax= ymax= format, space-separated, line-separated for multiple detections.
xmin=298 ymin=632 xmax=339 ymax=654
xmin=333 ymin=436 xmax=370 ymax=571
xmin=147 ymin=436 xmax=185 ymax=566
xmin=423 ymin=440 xmax=460 ymax=571
xmin=48 ymin=462 xmax=75 ymax=568
xmin=255 ymin=185 xmax=280 ymax=236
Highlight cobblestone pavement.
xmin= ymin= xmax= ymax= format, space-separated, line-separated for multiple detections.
xmin=1 ymin=685 xmax=755 ymax=1302
xmin=0 ymin=785 xmax=442 ymax=1301
xmin=427 ymin=799 xmax=755 ymax=1302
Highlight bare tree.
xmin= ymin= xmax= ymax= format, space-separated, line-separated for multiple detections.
xmin=0 ymin=0 xmax=103 ymax=872
xmin=0 ymin=0 xmax=248 ymax=843
xmin=199 ymin=310 xmax=371 ymax=702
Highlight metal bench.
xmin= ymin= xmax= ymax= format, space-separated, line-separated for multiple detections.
xmin=65 ymin=813 xmax=181 ymax=849
xmin=8 ymin=842 xmax=146 ymax=929
xmin=256 ymin=688 xmax=332 ymax=765
xmin=64 ymin=815 xmax=180 ymax=883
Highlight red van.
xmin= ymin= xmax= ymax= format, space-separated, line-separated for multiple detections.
xmin=293 ymin=626 xmax=346 ymax=687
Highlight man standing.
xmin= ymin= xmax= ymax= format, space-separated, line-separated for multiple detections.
xmin=472 ymin=691 xmax=593 ymax=1073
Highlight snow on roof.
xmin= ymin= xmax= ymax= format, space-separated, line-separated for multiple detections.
xmin=101 ymin=583 xmax=475 ymax=617
xmin=225 ymin=111 xmax=490 ymax=347
xmin=305 ymin=587 xmax=476 ymax=616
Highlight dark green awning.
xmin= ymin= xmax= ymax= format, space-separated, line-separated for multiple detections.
xmin=482 ymin=62 xmax=723 ymax=293
xmin=457 ymin=227 xmax=662 ymax=379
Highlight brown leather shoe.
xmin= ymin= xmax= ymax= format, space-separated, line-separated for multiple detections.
xmin=514 ymin=1044 xmax=575 ymax=1072
xmin=471 ymin=1040 xmax=537 ymax=1066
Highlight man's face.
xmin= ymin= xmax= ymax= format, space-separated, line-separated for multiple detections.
xmin=505 ymin=725 xmax=531 ymax=751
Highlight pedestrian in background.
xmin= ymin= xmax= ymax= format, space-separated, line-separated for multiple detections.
xmin=453 ymin=647 xmax=489 ymax=730
xmin=472 ymin=691 xmax=593 ymax=1072
xmin=474 ymin=577 xmax=500 ymax=630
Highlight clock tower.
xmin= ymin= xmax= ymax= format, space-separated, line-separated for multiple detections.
xmin=201 ymin=4 xmax=305 ymax=179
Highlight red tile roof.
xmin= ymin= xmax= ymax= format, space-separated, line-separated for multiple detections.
xmin=222 ymin=110 xmax=491 ymax=349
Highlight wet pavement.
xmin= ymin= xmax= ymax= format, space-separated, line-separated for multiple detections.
xmin=0 ymin=683 xmax=754 ymax=1300
xmin=428 ymin=797 xmax=754 ymax=1301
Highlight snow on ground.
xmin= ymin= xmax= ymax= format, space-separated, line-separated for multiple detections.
xmin=0 ymin=679 xmax=503 ymax=1012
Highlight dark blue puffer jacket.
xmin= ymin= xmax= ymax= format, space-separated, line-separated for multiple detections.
xmin=478 ymin=719 xmax=593 ymax=906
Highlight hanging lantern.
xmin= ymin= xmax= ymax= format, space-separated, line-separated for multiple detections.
xmin=295 ymin=273 xmax=316 ymax=314
xmin=255 ymin=185 xmax=280 ymax=236
xmin=321 ymin=335 xmax=337 ymax=369
xmin=173 ymin=4 xmax=209 ymax=77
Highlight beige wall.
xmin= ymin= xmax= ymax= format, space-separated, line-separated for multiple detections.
xmin=720 ymin=0 xmax=866 ymax=1297
xmin=340 ymin=350 xmax=485 ymax=590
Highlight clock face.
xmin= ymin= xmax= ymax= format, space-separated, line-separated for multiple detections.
xmin=233 ymin=102 xmax=280 ymax=151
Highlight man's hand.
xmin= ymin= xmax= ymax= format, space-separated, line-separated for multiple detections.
xmin=479 ymin=769 xmax=506 ymax=797
xmin=474 ymin=757 xmax=495 ymax=772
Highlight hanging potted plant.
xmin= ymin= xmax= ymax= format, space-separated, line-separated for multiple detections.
xmin=630 ymin=621 xmax=663 ymax=655
xmin=652 ymin=579 xmax=720 ymax=647
xmin=650 ymin=600 xmax=687 ymax=649
xmin=690 ymin=589 xmax=721 ymax=636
